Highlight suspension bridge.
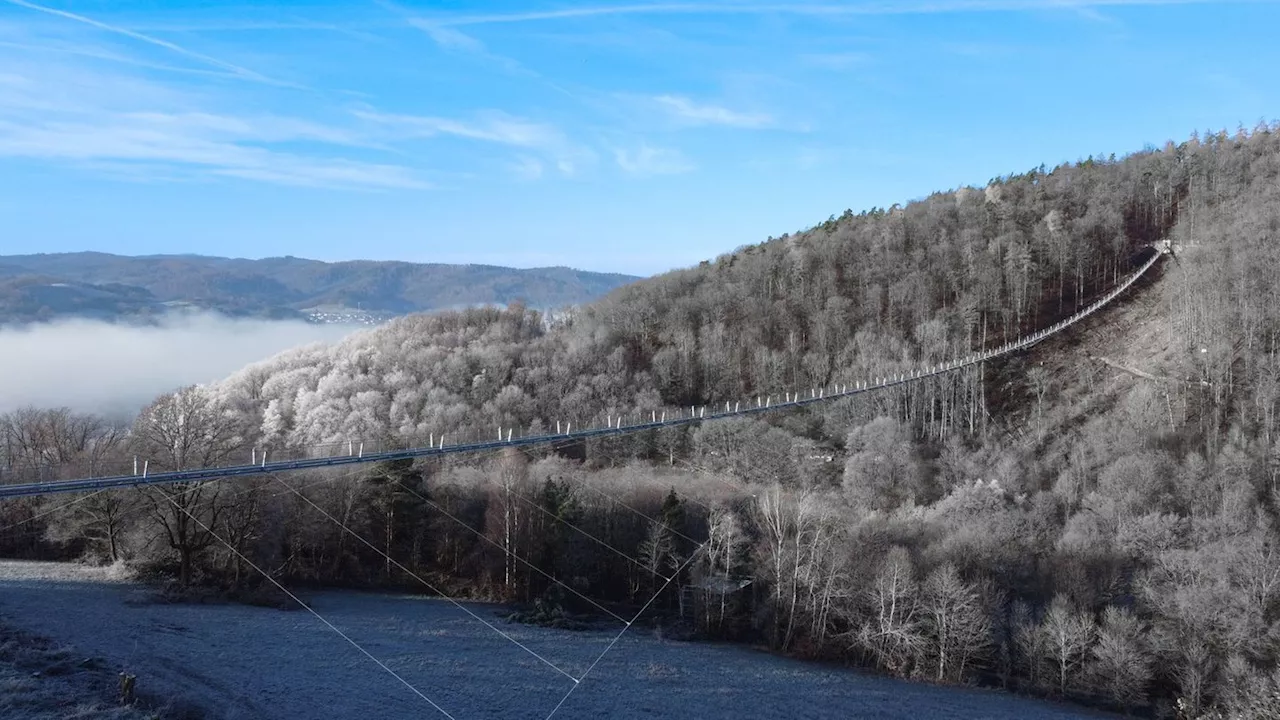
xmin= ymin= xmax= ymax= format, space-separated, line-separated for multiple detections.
xmin=0 ymin=245 xmax=1168 ymax=502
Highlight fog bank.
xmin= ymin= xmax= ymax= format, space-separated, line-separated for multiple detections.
xmin=0 ymin=313 xmax=365 ymax=416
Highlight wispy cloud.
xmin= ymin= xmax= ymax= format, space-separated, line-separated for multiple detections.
xmin=355 ymin=109 xmax=562 ymax=146
xmin=411 ymin=20 xmax=487 ymax=53
xmin=509 ymin=155 xmax=545 ymax=180
xmin=427 ymin=0 xmax=1259 ymax=26
xmin=0 ymin=112 xmax=428 ymax=190
xmin=0 ymin=63 xmax=427 ymax=190
xmin=0 ymin=39 xmax=244 ymax=79
xmin=799 ymin=51 xmax=873 ymax=70
xmin=654 ymin=95 xmax=774 ymax=129
xmin=404 ymin=15 xmax=586 ymax=102
xmin=405 ymin=11 xmax=535 ymax=79
xmin=0 ymin=0 xmax=285 ymax=85
xmin=614 ymin=143 xmax=694 ymax=176
xmin=355 ymin=109 xmax=594 ymax=176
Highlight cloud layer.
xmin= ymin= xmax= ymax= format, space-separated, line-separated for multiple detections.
xmin=0 ymin=313 xmax=363 ymax=417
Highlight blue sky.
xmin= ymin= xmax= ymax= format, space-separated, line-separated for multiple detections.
xmin=0 ymin=1 xmax=1276 ymax=276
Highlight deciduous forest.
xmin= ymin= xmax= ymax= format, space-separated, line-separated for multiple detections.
xmin=5 ymin=125 xmax=1280 ymax=718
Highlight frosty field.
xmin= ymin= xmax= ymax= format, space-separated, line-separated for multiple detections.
xmin=0 ymin=561 xmax=1112 ymax=720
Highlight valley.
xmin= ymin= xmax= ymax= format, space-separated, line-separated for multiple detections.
xmin=0 ymin=560 xmax=1113 ymax=720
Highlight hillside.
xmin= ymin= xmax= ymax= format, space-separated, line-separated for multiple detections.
xmin=5 ymin=126 xmax=1280 ymax=719
xmin=0 ymin=253 xmax=640 ymax=325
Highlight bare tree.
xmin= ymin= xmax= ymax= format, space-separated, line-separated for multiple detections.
xmin=696 ymin=504 xmax=749 ymax=632
xmin=922 ymin=563 xmax=992 ymax=683
xmin=1089 ymin=606 xmax=1151 ymax=712
xmin=133 ymin=386 xmax=243 ymax=586
xmin=1041 ymin=595 xmax=1095 ymax=697
xmin=485 ymin=448 xmax=530 ymax=598
xmin=854 ymin=547 xmax=925 ymax=675
xmin=46 ymin=490 xmax=140 ymax=563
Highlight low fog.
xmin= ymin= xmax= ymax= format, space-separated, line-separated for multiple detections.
xmin=0 ymin=313 xmax=366 ymax=418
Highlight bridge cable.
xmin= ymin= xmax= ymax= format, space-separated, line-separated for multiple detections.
xmin=544 ymin=544 xmax=708 ymax=719
xmin=387 ymin=477 xmax=630 ymax=625
xmin=267 ymin=472 xmax=582 ymax=684
xmin=157 ymin=487 xmax=458 ymax=720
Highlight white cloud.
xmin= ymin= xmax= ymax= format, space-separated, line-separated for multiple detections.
xmin=407 ymin=17 xmax=533 ymax=77
xmin=509 ymin=155 xmax=544 ymax=180
xmin=799 ymin=52 xmax=873 ymax=70
xmin=411 ymin=21 xmax=487 ymax=53
xmin=0 ymin=312 xmax=360 ymax=416
xmin=654 ymin=94 xmax=774 ymax=129
xmin=0 ymin=100 xmax=429 ymax=190
xmin=0 ymin=51 xmax=433 ymax=190
xmin=431 ymin=0 xmax=1264 ymax=26
xmin=0 ymin=0 xmax=283 ymax=85
xmin=354 ymin=108 xmax=563 ymax=147
xmin=614 ymin=144 xmax=694 ymax=176
xmin=355 ymin=108 xmax=595 ymax=177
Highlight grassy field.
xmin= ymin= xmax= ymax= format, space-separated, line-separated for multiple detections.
xmin=0 ymin=622 xmax=167 ymax=720
xmin=0 ymin=560 xmax=1116 ymax=720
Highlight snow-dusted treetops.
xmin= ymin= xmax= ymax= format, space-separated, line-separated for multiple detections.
xmin=7 ymin=126 xmax=1280 ymax=718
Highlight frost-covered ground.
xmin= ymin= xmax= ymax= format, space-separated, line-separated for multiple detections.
xmin=1 ymin=623 xmax=162 ymax=720
xmin=0 ymin=561 xmax=1113 ymax=720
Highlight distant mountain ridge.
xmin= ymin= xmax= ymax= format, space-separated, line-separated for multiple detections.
xmin=0 ymin=252 xmax=641 ymax=325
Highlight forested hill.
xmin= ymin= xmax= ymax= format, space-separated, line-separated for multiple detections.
xmin=7 ymin=125 xmax=1280 ymax=719
xmin=213 ymin=128 xmax=1192 ymax=449
xmin=0 ymin=252 xmax=638 ymax=325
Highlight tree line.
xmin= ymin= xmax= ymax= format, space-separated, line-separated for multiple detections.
xmin=5 ymin=123 xmax=1280 ymax=718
